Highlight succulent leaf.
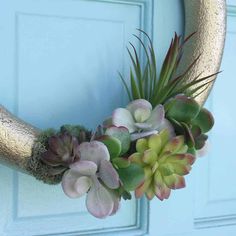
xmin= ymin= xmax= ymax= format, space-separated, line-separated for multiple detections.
xmin=98 ymin=135 xmax=122 ymax=159
xmin=117 ymin=163 xmax=145 ymax=191
xmin=105 ymin=126 xmax=131 ymax=155
xmin=181 ymin=122 xmax=195 ymax=148
xmin=194 ymin=133 xmax=208 ymax=150
xmin=99 ymin=159 xmax=120 ymax=189
xmin=148 ymin=134 xmax=162 ymax=153
xmin=192 ymin=108 xmax=214 ymax=133
xmin=62 ymin=140 xmax=120 ymax=219
xmin=160 ymin=135 xmax=185 ymax=155
xmin=128 ymin=153 xmax=144 ymax=166
xmin=111 ymin=99 xmax=170 ymax=142
xmin=136 ymin=138 xmax=149 ymax=154
xmin=165 ymin=95 xmax=200 ymax=123
xmin=41 ymin=132 xmax=80 ymax=174
xmin=112 ymin=157 xmax=130 ymax=169
xmin=142 ymin=149 xmax=158 ymax=165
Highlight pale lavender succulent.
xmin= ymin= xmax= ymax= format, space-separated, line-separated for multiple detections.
xmin=112 ymin=99 xmax=174 ymax=140
xmin=62 ymin=141 xmax=120 ymax=218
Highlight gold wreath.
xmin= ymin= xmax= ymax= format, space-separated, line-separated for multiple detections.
xmin=0 ymin=0 xmax=226 ymax=178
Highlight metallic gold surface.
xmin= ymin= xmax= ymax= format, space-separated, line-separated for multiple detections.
xmin=0 ymin=105 xmax=39 ymax=172
xmin=181 ymin=0 xmax=226 ymax=105
xmin=0 ymin=1 xmax=227 ymax=176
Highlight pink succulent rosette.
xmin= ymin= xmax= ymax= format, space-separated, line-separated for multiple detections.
xmin=62 ymin=141 xmax=120 ymax=218
xmin=112 ymin=99 xmax=174 ymax=141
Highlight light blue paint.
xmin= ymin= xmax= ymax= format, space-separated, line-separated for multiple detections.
xmin=0 ymin=0 xmax=154 ymax=235
xmin=148 ymin=2 xmax=236 ymax=236
xmin=1 ymin=0 xmax=234 ymax=236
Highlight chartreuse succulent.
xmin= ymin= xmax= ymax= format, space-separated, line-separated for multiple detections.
xmin=129 ymin=129 xmax=196 ymax=200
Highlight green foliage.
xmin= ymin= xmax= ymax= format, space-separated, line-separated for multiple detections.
xmin=27 ymin=125 xmax=92 ymax=185
xmin=129 ymin=131 xmax=195 ymax=200
xmin=105 ymin=126 xmax=131 ymax=155
xmin=60 ymin=124 xmax=92 ymax=143
xmin=117 ymin=163 xmax=145 ymax=191
xmin=120 ymin=30 xmax=219 ymax=106
xmin=165 ymin=95 xmax=214 ymax=150
xmin=165 ymin=95 xmax=200 ymax=123
xmin=99 ymin=136 xmax=122 ymax=159
xmin=192 ymin=108 xmax=214 ymax=133
xmin=112 ymin=157 xmax=130 ymax=168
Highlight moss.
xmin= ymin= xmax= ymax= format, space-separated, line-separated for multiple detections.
xmin=26 ymin=125 xmax=92 ymax=185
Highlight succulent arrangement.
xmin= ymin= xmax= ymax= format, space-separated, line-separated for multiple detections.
xmin=36 ymin=30 xmax=216 ymax=218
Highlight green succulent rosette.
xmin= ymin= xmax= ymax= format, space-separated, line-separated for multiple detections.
xmin=164 ymin=94 xmax=214 ymax=152
xmin=129 ymin=129 xmax=196 ymax=200
xmin=96 ymin=125 xmax=145 ymax=199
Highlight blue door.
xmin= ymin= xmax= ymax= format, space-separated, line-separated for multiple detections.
xmin=0 ymin=0 xmax=234 ymax=235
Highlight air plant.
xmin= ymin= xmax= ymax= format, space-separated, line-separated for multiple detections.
xmin=119 ymin=29 xmax=219 ymax=107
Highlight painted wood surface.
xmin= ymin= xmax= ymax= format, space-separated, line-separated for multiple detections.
xmin=149 ymin=1 xmax=236 ymax=236
xmin=0 ymin=0 xmax=234 ymax=235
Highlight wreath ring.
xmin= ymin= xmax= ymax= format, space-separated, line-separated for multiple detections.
xmin=0 ymin=0 xmax=226 ymax=179
xmin=0 ymin=0 xmax=226 ymax=218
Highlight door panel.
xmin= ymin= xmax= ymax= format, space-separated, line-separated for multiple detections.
xmin=149 ymin=1 xmax=236 ymax=236
xmin=0 ymin=0 xmax=154 ymax=235
xmin=5 ymin=0 xmax=236 ymax=236
xmin=194 ymin=1 xmax=236 ymax=228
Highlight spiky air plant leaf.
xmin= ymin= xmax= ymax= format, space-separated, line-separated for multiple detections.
xmin=129 ymin=129 xmax=196 ymax=200
xmin=119 ymin=30 xmax=219 ymax=106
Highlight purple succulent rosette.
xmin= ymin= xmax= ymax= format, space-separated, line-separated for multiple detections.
xmin=41 ymin=132 xmax=80 ymax=175
xmin=38 ymin=30 xmax=216 ymax=218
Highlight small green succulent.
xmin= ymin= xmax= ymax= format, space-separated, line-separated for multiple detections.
xmin=129 ymin=129 xmax=196 ymax=200
xmin=96 ymin=125 xmax=145 ymax=198
xmin=164 ymin=94 xmax=214 ymax=152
